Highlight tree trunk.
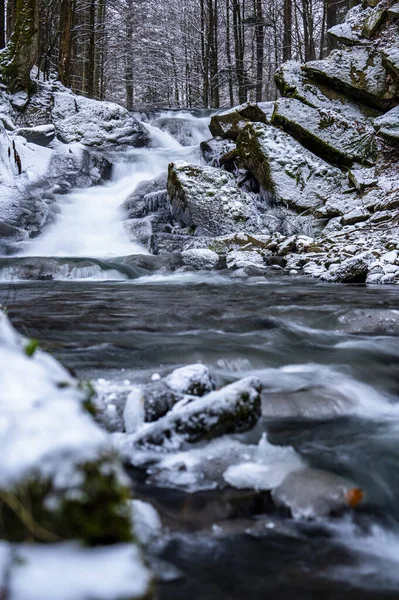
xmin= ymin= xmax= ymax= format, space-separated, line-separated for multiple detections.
xmin=0 ymin=0 xmax=39 ymax=92
xmin=283 ymin=0 xmax=292 ymax=62
xmin=254 ymin=0 xmax=264 ymax=101
xmin=6 ymin=0 xmax=16 ymax=42
xmin=59 ymin=0 xmax=74 ymax=87
xmin=233 ymin=0 xmax=246 ymax=104
xmin=326 ymin=0 xmax=338 ymax=54
xmin=125 ymin=0 xmax=134 ymax=110
xmin=226 ymin=0 xmax=234 ymax=106
xmin=0 ymin=0 xmax=5 ymax=49
xmin=87 ymin=0 xmax=96 ymax=98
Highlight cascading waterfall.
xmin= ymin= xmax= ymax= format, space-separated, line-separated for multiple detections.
xmin=19 ymin=112 xmax=210 ymax=260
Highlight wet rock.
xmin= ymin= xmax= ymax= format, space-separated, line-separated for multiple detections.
xmin=388 ymin=3 xmax=399 ymax=18
xmin=124 ymin=214 xmax=170 ymax=252
xmin=167 ymin=161 xmax=261 ymax=236
xmin=321 ymin=251 xmax=375 ymax=283
xmin=237 ymin=122 xmax=344 ymax=211
xmin=272 ymin=97 xmax=376 ymax=167
xmin=122 ymin=173 xmax=169 ymax=219
xmin=0 ymin=221 xmax=28 ymax=242
xmin=272 ymin=468 xmax=361 ymax=519
xmin=362 ymin=5 xmax=387 ymax=38
xmin=15 ymin=124 xmax=55 ymax=147
xmin=303 ymin=47 xmax=399 ymax=110
xmin=338 ymin=309 xmax=399 ymax=334
xmin=134 ymin=377 xmax=262 ymax=448
xmin=209 ymin=110 xmax=250 ymax=141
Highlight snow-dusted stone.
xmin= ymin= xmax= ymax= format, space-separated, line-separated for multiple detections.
xmin=141 ymin=364 xmax=215 ymax=423
xmin=272 ymin=97 xmax=376 ymax=167
xmin=274 ymin=60 xmax=372 ymax=123
xmin=381 ymin=250 xmax=398 ymax=263
xmin=15 ymin=124 xmax=55 ymax=147
xmin=8 ymin=543 xmax=152 ymax=600
xmin=51 ymin=92 xmax=149 ymax=148
xmin=134 ymin=377 xmax=262 ymax=448
xmin=182 ymin=248 xmax=220 ymax=270
xmin=374 ymin=105 xmax=399 ymax=142
xmin=328 ymin=22 xmax=362 ymax=45
xmin=236 ymin=101 xmax=275 ymax=124
xmin=382 ymin=43 xmax=399 ymax=78
xmin=209 ymin=110 xmax=250 ymax=141
xmin=362 ymin=5 xmax=387 ymax=37
xmin=0 ymin=311 xmax=133 ymax=545
xmin=303 ymin=47 xmax=399 ymax=110
xmin=200 ymin=137 xmax=236 ymax=164
xmin=321 ymin=251 xmax=375 ymax=283
xmin=348 ymin=168 xmax=378 ymax=192
xmin=124 ymin=214 xmax=169 ymax=252
xmin=338 ymin=309 xmax=399 ymax=334
xmin=167 ymin=161 xmax=261 ymax=236
xmin=272 ymin=469 xmax=361 ymax=519
xmin=237 ymin=122 xmax=344 ymax=211
xmin=388 ymin=3 xmax=399 ymax=18
xmin=226 ymin=249 xmax=266 ymax=271
xmin=341 ymin=207 xmax=370 ymax=225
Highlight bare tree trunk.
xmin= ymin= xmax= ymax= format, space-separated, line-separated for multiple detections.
xmin=59 ymin=0 xmax=74 ymax=87
xmin=326 ymin=0 xmax=337 ymax=54
xmin=0 ymin=0 xmax=39 ymax=92
xmin=226 ymin=0 xmax=234 ymax=105
xmin=125 ymin=0 xmax=134 ymax=110
xmin=6 ymin=0 xmax=16 ymax=42
xmin=233 ymin=0 xmax=246 ymax=104
xmin=0 ymin=0 xmax=5 ymax=49
xmin=254 ymin=0 xmax=264 ymax=101
xmin=87 ymin=0 xmax=96 ymax=98
xmin=283 ymin=0 xmax=292 ymax=62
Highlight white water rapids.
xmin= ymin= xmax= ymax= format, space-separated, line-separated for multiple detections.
xmin=20 ymin=112 xmax=211 ymax=258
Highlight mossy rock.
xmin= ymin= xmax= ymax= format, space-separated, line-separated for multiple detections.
xmin=209 ymin=110 xmax=250 ymax=141
xmin=272 ymin=97 xmax=377 ymax=167
xmin=236 ymin=122 xmax=345 ymax=212
xmin=0 ymin=456 xmax=133 ymax=545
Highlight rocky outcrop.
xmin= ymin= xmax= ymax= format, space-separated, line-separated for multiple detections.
xmin=209 ymin=102 xmax=274 ymax=141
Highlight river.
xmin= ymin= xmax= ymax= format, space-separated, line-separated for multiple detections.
xmin=1 ymin=112 xmax=399 ymax=599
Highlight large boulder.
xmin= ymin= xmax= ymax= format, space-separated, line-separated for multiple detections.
xmin=321 ymin=251 xmax=375 ymax=282
xmin=209 ymin=110 xmax=250 ymax=141
xmin=303 ymin=47 xmax=399 ymax=110
xmin=167 ymin=161 xmax=262 ymax=235
xmin=271 ymin=97 xmax=376 ymax=167
xmin=51 ymin=91 xmax=149 ymax=148
xmin=133 ymin=377 xmax=262 ymax=448
xmin=15 ymin=124 xmax=55 ymax=147
xmin=382 ymin=43 xmax=399 ymax=78
xmin=237 ymin=122 xmax=344 ymax=211
xmin=122 ymin=172 xmax=169 ymax=219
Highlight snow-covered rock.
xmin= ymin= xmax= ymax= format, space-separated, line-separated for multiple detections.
xmin=133 ymin=376 xmax=262 ymax=448
xmin=272 ymin=97 xmax=376 ymax=167
xmin=374 ymin=105 xmax=399 ymax=142
xmin=167 ymin=161 xmax=262 ymax=236
xmin=0 ymin=310 xmax=134 ymax=545
xmin=182 ymin=248 xmax=220 ymax=270
xmin=322 ymin=251 xmax=375 ymax=283
xmin=237 ymin=122 xmax=344 ymax=211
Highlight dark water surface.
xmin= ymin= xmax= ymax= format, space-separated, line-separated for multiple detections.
xmin=1 ymin=274 xmax=399 ymax=599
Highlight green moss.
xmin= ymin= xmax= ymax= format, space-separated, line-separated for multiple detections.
xmin=24 ymin=338 xmax=39 ymax=357
xmin=0 ymin=457 xmax=133 ymax=545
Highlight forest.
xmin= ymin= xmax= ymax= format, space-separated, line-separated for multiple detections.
xmin=1 ymin=0 xmax=349 ymax=108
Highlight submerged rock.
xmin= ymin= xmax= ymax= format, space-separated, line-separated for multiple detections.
xmin=237 ymin=122 xmax=344 ymax=211
xmin=134 ymin=377 xmax=262 ymax=448
xmin=272 ymin=468 xmax=362 ymax=519
xmin=167 ymin=161 xmax=262 ymax=235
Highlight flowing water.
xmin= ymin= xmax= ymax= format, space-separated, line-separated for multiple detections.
xmin=1 ymin=113 xmax=399 ymax=599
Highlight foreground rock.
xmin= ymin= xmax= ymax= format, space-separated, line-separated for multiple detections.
xmin=133 ymin=377 xmax=262 ymax=448
xmin=0 ymin=311 xmax=153 ymax=597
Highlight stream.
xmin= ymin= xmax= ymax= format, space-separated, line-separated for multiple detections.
xmin=1 ymin=112 xmax=399 ymax=598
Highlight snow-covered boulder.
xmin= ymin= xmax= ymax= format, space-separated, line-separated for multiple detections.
xmin=209 ymin=110 xmax=250 ymax=141
xmin=321 ymin=251 xmax=375 ymax=283
xmin=181 ymin=248 xmax=220 ymax=270
xmin=129 ymin=364 xmax=216 ymax=425
xmin=51 ymin=91 xmax=149 ymax=148
xmin=167 ymin=161 xmax=262 ymax=235
xmin=200 ymin=137 xmax=236 ymax=164
xmin=0 ymin=310 xmax=134 ymax=545
xmin=15 ymin=124 xmax=55 ymax=147
xmin=133 ymin=377 xmax=262 ymax=448
xmin=303 ymin=47 xmax=399 ymax=110
xmin=237 ymin=123 xmax=344 ymax=211
xmin=272 ymin=97 xmax=376 ymax=167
